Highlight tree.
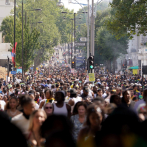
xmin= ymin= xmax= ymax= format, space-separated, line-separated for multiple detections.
xmin=95 ymin=10 xmax=128 ymax=73
xmin=0 ymin=14 xmax=40 ymax=72
xmin=21 ymin=0 xmax=74 ymax=67
xmin=75 ymin=1 xmax=109 ymax=53
xmin=106 ymin=0 xmax=147 ymax=39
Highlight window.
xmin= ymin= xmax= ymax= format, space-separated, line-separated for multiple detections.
xmin=5 ymin=0 xmax=10 ymax=5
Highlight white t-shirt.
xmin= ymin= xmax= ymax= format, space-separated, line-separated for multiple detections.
xmin=0 ymin=100 xmax=6 ymax=110
xmin=35 ymin=103 xmax=39 ymax=109
xmin=69 ymin=96 xmax=82 ymax=113
xmin=11 ymin=113 xmax=30 ymax=136
xmin=48 ymin=84 xmax=52 ymax=89
xmin=81 ymin=90 xmax=93 ymax=96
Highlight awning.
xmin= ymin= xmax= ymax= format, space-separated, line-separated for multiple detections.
xmin=128 ymin=66 xmax=139 ymax=69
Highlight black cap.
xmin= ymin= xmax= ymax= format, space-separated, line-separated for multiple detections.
xmin=70 ymin=89 xmax=77 ymax=95
xmin=83 ymin=86 xmax=89 ymax=92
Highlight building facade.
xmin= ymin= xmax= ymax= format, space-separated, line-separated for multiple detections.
xmin=0 ymin=0 xmax=14 ymax=27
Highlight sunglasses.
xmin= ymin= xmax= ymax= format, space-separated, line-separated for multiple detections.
xmin=45 ymin=107 xmax=52 ymax=109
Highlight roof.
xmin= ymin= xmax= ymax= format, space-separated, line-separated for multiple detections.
xmin=128 ymin=66 xmax=139 ymax=69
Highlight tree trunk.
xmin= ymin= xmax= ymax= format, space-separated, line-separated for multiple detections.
xmin=113 ymin=57 xmax=116 ymax=74
xmin=106 ymin=60 xmax=111 ymax=72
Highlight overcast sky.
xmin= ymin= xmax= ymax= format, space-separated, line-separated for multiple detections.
xmin=61 ymin=0 xmax=111 ymax=12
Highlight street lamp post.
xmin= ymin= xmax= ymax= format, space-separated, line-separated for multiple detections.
xmin=90 ymin=0 xmax=95 ymax=74
xmin=22 ymin=0 xmax=24 ymax=81
xmin=61 ymin=12 xmax=83 ymax=68
xmin=71 ymin=19 xmax=73 ymax=65
xmin=22 ymin=7 xmax=42 ymax=81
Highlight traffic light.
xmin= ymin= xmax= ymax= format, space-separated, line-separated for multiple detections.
xmin=9 ymin=63 xmax=13 ymax=71
xmin=71 ymin=61 xmax=75 ymax=68
xmin=89 ymin=55 xmax=94 ymax=69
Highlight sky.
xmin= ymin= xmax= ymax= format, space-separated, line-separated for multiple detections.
xmin=60 ymin=0 xmax=110 ymax=12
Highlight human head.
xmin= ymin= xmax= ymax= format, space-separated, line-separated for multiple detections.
xmin=8 ymin=97 xmax=18 ymax=110
xmin=133 ymin=85 xmax=137 ymax=91
xmin=77 ymin=102 xmax=87 ymax=116
xmin=83 ymin=86 xmax=89 ymax=96
xmin=85 ymin=104 xmax=103 ymax=127
xmin=45 ymin=131 xmax=76 ymax=147
xmin=20 ymin=95 xmax=36 ymax=115
xmin=110 ymin=95 xmax=121 ymax=106
xmin=0 ymin=111 xmax=27 ymax=147
xmin=96 ymin=106 xmax=140 ymax=147
xmin=70 ymin=89 xmax=77 ymax=98
xmin=143 ymin=88 xmax=147 ymax=102
xmin=122 ymin=90 xmax=131 ymax=104
xmin=55 ymin=91 xmax=65 ymax=102
xmin=105 ymin=103 xmax=117 ymax=115
xmin=41 ymin=115 xmax=73 ymax=138
xmin=128 ymin=88 xmax=134 ymax=97
xmin=28 ymin=90 xmax=35 ymax=100
xmin=97 ymin=89 xmax=103 ymax=97
xmin=44 ymin=89 xmax=53 ymax=99
xmin=3 ymin=95 xmax=8 ymax=103
xmin=44 ymin=103 xmax=53 ymax=116
xmin=29 ymin=109 xmax=47 ymax=131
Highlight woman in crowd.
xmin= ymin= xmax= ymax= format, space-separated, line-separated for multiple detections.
xmin=5 ymin=97 xmax=21 ymax=119
xmin=71 ymin=102 xmax=87 ymax=140
xmin=43 ymin=103 xmax=53 ymax=116
xmin=39 ymin=89 xmax=54 ymax=109
xmin=3 ymin=95 xmax=8 ymax=103
xmin=28 ymin=109 xmax=47 ymax=147
xmin=78 ymin=104 xmax=103 ymax=146
xmin=110 ymin=95 xmax=121 ymax=106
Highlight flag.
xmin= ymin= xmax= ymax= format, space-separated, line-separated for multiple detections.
xmin=11 ymin=42 xmax=17 ymax=67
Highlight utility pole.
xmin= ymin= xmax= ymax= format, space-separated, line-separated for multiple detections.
xmin=13 ymin=0 xmax=16 ymax=82
xmin=22 ymin=0 xmax=24 ymax=81
xmin=87 ymin=0 xmax=90 ymax=62
xmin=71 ymin=19 xmax=73 ymax=66
xmin=74 ymin=13 xmax=76 ymax=69
xmin=90 ymin=0 xmax=95 ymax=73
xmin=74 ymin=13 xmax=76 ymax=58
xmin=7 ymin=57 xmax=9 ymax=83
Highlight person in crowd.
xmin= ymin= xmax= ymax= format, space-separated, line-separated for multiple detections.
xmin=43 ymin=103 xmax=53 ymax=116
xmin=71 ymin=102 xmax=87 ymax=140
xmin=136 ymin=103 xmax=146 ymax=122
xmin=5 ymin=97 xmax=21 ymax=119
xmin=0 ymin=95 xmax=6 ymax=111
xmin=3 ymin=95 xmax=8 ymax=103
xmin=78 ymin=104 xmax=103 ymax=146
xmin=122 ymin=90 xmax=135 ymax=108
xmin=41 ymin=115 xmax=74 ymax=139
xmin=110 ymin=95 xmax=121 ymax=106
xmin=29 ymin=90 xmax=39 ymax=109
xmin=68 ymin=89 xmax=82 ymax=113
xmin=11 ymin=95 xmax=36 ymax=136
xmin=45 ymin=131 xmax=76 ymax=147
xmin=81 ymin=86 xmax=93 ymax=103
xmin=28 ymin=109 xmax=47 ymax=147
xmin=0 ymin=111 xmax=28 ymax=147
xmin=97 ymin=88 xmax=103 ymax=97
xmin=53 ymin=91 xmax=71 ymax=117
xmin=39 ymin=89 xmax=54 ymax=109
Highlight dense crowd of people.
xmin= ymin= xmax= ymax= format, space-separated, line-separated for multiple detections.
xmin=0 ymin=65 xmax=147 ymax=147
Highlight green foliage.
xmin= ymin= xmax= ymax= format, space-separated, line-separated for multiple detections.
xmin=75 ymin=1 xmax=109 ymax=53
xmin=95 ymin=10 xmax=128 ymax=67
xmin=0 ymin=14 xmax=40 ymax=72
xmin=106 ymin=0 xmax=147 ymax=39
xmin=1 ymin=0 xmax=74 ymax=69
